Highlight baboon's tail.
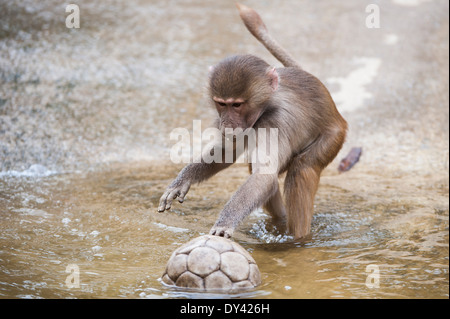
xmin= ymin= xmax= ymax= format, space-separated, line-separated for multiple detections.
xmin=236 ymin=3 xmax=301 ymax=69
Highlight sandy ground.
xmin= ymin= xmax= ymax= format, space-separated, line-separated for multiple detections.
xmin=0 ymin=0 xmax=448 ymax=178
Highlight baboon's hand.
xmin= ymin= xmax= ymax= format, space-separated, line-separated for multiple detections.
xmin=158 ymin=180 xmax=191 ymax=212
xmin=209 ymin=226 xmax=234 ymax=239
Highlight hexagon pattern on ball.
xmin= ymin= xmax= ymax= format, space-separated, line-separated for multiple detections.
xmin=161 ymin=235 xmax=261 ymax=292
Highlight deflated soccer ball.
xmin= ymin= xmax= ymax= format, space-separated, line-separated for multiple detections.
xmin=161 ymin=235 xmax=261 ymax=292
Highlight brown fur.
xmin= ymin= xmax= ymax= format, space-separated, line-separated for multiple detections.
xmin=158 ymin=4 xmax=347 ymax=239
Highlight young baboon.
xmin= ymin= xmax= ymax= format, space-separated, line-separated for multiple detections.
xmin=158 ymin=3 xmax=347 ymax=239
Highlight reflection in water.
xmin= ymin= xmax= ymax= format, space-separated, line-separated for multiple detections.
xmin=0 ymin=0 xmax=448 ymax=298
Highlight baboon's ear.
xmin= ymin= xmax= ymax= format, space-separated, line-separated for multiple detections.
xmin=267 ymin=67 xmax=279 ymax=91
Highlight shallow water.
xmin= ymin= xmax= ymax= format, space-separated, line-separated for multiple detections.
xmin=0 ymin=0 xmax=448 ymax=298
xmin=0 ymin=161 xmax=447 ymax=299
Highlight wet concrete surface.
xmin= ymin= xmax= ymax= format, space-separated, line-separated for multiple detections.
xmin=0 ymin=0 xmax=448 ymax=298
